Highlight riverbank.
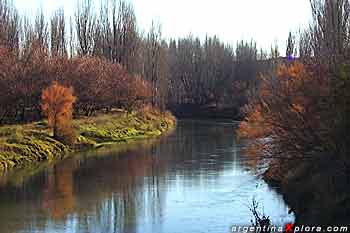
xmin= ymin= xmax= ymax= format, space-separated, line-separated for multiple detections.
xmin=0 ymin=108 xmax=176 ymax=170
xmin=264 ymin=157 xmax=350 ymax=225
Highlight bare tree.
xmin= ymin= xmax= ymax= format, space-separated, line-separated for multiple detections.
xmin=111 ymin=0 xmax=139 ymax=72
xmin=50 ymin=8 xmax=67 ymax=57
xmin=21 ymin=16 xmax=34 ymax=57
xmin=167 ymin=35 xmax=238 ymax=108
xmin=142 ymin=22 xmax=167 ymax=108
xmin=286 ymin=31 xmax=296 ymax=57
xmin=0 ymin=0 xmax=20 ymax=54
xmin=75 ymin=0 xmax=96 ymax=56
xmin=235 ymin=40 xmax=259 ymax=103
xmin=93 ymin=0 xmax=112 ymax=59
xmin=309 ymin=0 xmax=350 ymax=64
xmin=69 ymin=17 xmax=75 ymax=58
xmin=34 ymin=8 xmax=48 ymax=50
xmin=298 ymin=29 xmax=312 ymax=58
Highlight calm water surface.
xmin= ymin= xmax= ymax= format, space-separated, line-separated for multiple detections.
xmin=0 ymin=120 xmax=294 ymax=233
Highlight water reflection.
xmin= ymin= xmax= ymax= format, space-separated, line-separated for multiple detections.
xmin=0 ymin=120 xmax=293 ymax=233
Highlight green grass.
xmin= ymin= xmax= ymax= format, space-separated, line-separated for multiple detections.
xmin=0 ymin=109 xmax=176 ymax=170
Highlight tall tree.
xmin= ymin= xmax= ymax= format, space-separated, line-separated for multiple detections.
xmin=34 ymin=9 xmax=48 ymax=50
xmin=75 ymin=0 xmax=96 ymax=56
xmin=50 ymin=8 xmax=67 ymax=57
xmin=286 ymin=31 xmax=295 ymax=57
xmin=142 ymin=22 xmax=168 ymax=109
xmin=111 ymin=0 xmax=139 ymax=72
xmin=310 ymin=0 xmax=350 ymax=65
xmin=0 ymin=0 xmax=20 ymax=54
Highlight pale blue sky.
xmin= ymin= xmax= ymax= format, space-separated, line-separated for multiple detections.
xmin=13 ymin=0 xmax=312 ymax=51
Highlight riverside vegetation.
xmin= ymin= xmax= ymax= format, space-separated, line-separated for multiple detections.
xmin=0 ymin=0 xmax=179 ymax=171
xmin=0 ymin=108 xmax=175 ymax=170
xmin=238 ymin=0 xmax=350 ymax=225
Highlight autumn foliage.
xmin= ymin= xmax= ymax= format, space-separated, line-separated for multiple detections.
xmin=41 ymin=82 xmax=76 ymax=145
xmin=238 ymin=61 xmax=331 ymax=161
xmin=122 ymin=75 xmax=153 ymax=112
xmin=0 ymin=47 xmax=154 ymax=124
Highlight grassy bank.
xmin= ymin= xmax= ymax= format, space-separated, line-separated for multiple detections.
xmin=0 ymin=108 xmax=176 ymax=170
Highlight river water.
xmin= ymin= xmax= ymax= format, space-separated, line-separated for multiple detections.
xmin=0 ymin=120 xmax=293 ymax=233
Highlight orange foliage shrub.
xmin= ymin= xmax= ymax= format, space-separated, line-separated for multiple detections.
xmin=237 ymin=105 xmax=270 ymax=140
xmin=238 ymin=61 xmax=330 ymax=160
xmin=41 ymin=82 xmax=77 ymax=145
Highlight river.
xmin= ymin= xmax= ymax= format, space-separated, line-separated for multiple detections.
xmin=0 ymin=119 xmax=294 ymax=233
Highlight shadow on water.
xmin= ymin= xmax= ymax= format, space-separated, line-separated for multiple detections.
xmin=0 ymin=119 xmax=294 ymax=233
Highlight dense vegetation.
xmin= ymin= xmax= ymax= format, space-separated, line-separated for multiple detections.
xmin=0 ymin=0 xmax=282 ymax=123
xmin=0 ymin=44 xmax=154 ymax=123
xmin=238 ymin=0 xmax=350 ymax=224
xmin=0 ymin=0 xmax=181 ymax=169
xmin=239 ymin=0 xmax=350 ymax=175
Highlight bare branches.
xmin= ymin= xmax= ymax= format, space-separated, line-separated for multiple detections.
xmin=286 ymin=31 xmax=296 ymax=57
xmin=50 ymin=8 xmax=67 ymax=57
xmin=75 ymin=0 xmax=96 ymax=56
xmin=298 ymin=29 xmax=312 ymax=58
xmin=0 ymin=0 xmax=20 ymax=53
xmin=167 ymin=35 xmax=240 ymax=108
xmin=309 ymin=0 xmax=350 ymax=63
xmin=34 ymin=8 xmax=48 ymax=50
xmin=111 ymin=0 xmax=139 ymax=71
xmin=248 ymin=198 xmax=271 ymax=230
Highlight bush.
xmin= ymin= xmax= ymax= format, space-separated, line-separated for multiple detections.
xmin=238 ymin=62 xmax=330 ymax=160
xmin=41 ymin=82 xmax=77 ymax=145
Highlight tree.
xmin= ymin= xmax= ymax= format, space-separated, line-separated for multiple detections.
xmin=286 ymin=31 xmax=295 ymax=58
xmin=0 ymin=0 xmax=20 ymax=54
xmin=75 ymin=0 xmax=96 ymax=56
xmin=298 ymin=29 xmax=312 ymax=58
xmin=111 ymin=0 xmax=139 ymax=72
xmin=309 ymin=0 xmax=350 ymax=67
xmin=167 ymin=35 xmax=237 ymax=108
xmin=122 ymin=74 xmax=153 ymax=112
xmin=0 ymin=46 xmax=18 ymax=123
xmin=270 ymin=42 xmax=280 ymax=59
xmin=235 ymin=40 xmax=259 ymax=104
xmin=238 ymin=61 xmax=330 ymax=161
xmin=142 ymin=22 xmax=168 ymax=109
xmin=34 ymin=9 xmax=48 ymax=50
xmin=41 ymin=82 xmax=76 ymax=145
xmin=50 ymin=8 xmax=67 ymax=57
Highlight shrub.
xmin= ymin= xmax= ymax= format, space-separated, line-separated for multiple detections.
xmin=238 ymin=62 xmax=330 ymax=160
xmin=41 ymin=82 xmax=77 ymax=145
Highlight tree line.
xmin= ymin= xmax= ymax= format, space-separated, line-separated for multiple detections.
xmin=0 ymin=0 xmax=290 ymax=123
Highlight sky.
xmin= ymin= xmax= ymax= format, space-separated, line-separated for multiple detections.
xmin=13 ymin=0 xmax=312 ymax=51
